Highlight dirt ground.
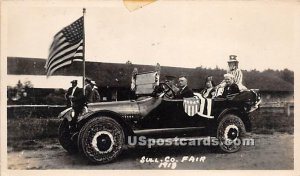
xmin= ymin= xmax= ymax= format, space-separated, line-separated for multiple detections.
xmin=7 ymin=133 xmax=293 ymax=170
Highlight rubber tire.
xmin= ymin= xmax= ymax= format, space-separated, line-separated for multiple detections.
xmin=77 ymin=116 xmax=125 ymax=164
xmin=217 ymin=114 xmax=246 ymax=153
xmin=58 ymin=119 xmax=78 ymax=154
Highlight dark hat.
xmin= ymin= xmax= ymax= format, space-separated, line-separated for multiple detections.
xmin=71 ymin=80 xmax=77 ymax=84
xmin=165 ymin=75 xmax=177 ymax=81
xmin=206 ymin=76 xmax=213 ymax=82
xmin=228 ymin=55 xmax=239 ymax=63
xmin=85 ymin=78 xmax=91 ymax=83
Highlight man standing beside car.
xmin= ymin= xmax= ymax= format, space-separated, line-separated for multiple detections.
xmin=91 ymin=80 xmax=101 ymax=102
xmin=65 ymin=80 xmax=85 ymax=130
xmin=176 ymin=76 xmax=194 ymax=99
xmin=65 ymin=80 xmax=78 ymax=107
xmin=84 ymin=78 xmax=93 ymax=103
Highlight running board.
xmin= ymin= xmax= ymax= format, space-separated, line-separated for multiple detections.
xmin=134 ymin=127 xmax=205 ymax=136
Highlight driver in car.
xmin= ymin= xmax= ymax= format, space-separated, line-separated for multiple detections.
xmin=176 ymin=76 xmax=194 ymax=98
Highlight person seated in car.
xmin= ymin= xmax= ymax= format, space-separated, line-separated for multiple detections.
xmin=164 ymin=75 xmax=179 ymax=98
xmin=176 ymin=76 xmax=194 ymax=99
xmin=219 ymin=73 xmax=240 ymax=98
xmin=200 ymin=76 xmax=216 ymax=98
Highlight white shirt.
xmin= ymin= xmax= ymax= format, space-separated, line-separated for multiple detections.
xmin=71 ymin=86 xmax=77 ymax=96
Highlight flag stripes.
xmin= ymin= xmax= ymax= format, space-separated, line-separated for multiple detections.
xmin=183 ymin=93 xmax=214 ymax=119
xmin=45 ymin=17 xmax=84 ymax=76
xmin=47 ymin=41 xmax=83 ymax=76
xmin=196 ymin=94 xmax=213 ymax=118
xmin=183 ymin=99 xmax=200 ymax=116
xmin=46 ymin=40 xmax=83 ymax=70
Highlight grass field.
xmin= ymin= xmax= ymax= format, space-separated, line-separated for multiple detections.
xmin=250 ymin=107 xmax=294 ymax=134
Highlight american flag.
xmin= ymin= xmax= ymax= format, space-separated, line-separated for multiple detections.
xmin=45 ymin=17 xmax=84 ymax=76
xmin=183 ymin=98 xmax=200 ymax=116
xmin=183 ymin=93 xmax=214 ymax=119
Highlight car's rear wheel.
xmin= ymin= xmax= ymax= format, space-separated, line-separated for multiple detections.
xmin=78 ymin=116 xmax=125 ymax=164
xmin=217 ymin=114 xmax=246 ymax=153
xmin=58 ymin=119 xmax=78 ymax=154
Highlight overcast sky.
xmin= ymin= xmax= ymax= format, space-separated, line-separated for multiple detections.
xmin=4 ymin=1 xmax=300 ymax=71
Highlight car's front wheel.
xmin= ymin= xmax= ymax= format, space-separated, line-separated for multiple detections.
xmin=78 ymin=116 xmax=125 ymax=164
xmin=58 ymin=119 xmax=78 ymax=154
xmin=217 ymin=114 xmax=246 ymax=153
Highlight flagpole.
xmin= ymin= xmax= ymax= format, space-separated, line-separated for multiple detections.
xmin=82 ymin=8 xmax=86 ymax=95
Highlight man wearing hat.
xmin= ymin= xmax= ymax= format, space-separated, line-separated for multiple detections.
xmin=65 ymin=80 xmax=79 ymax=107
xmin=227 ymin=55 xmax=247 ymax=90
xmin=65 ymin=80 xmax=85 ymax=130
xmin=84 ymin=78 xmax=93 ymax=103
xmin=91 ymin=80 xmax=101 ymax=102
xmin=216 ymin=55 xmax=246 ymax=92
xmin=219 ymin=73 xmax=240 ymax=98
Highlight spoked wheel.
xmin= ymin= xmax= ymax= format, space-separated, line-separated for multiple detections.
xmin=159 ymin=83 xmax=176 ymax=99
xmin=58 ymin=119 xmax=78 ymax=154
xmin=78 ymin=116 xmax=125 ymax=164
xmin=217 ymin=114 xmax=246 ymax=153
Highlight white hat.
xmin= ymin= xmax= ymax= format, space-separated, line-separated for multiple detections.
xmin=228 ymin=55 xmax=239 ymax=63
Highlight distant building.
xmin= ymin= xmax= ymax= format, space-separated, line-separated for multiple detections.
xmin=7 ymin=57 xmax=294 ymax=103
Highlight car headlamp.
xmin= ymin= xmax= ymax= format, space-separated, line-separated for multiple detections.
xmin=71 ymin=109 xmax=75 ymax=118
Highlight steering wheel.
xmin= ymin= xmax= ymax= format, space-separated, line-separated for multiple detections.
xmin=158 ymin=83 xmax=176 ymax=99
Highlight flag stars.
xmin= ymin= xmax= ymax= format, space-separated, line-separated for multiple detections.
xmin=45 ymin=16 xmax=84 ymax=76
xmin=61 ymin=17 xmax=84 ymax=43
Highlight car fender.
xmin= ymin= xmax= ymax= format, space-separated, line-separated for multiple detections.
xmin=217 ymin=108 xmax=240 ymax=122
xmin=77 ymin=110 xmax=134 ymax=136
xmin=58 ymin=107 xmax=88 ymax=122
xmin=217 ymin=108 xmax=251 ymax=132
xmin=58 ymin=107 xmax=73 ymax=121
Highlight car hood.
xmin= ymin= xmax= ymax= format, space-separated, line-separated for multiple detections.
xmin=87 ymin=96 xmax=162 ymax=116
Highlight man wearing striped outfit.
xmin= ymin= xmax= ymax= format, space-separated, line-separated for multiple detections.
xmin=216 ymin=55 xmax=246 ymax=96
xmin=228 ymin=55 xmax=242 ymax=85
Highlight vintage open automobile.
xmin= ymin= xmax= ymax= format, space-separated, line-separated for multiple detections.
xmin=58 ymin=68 xmax=261 ymax=164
